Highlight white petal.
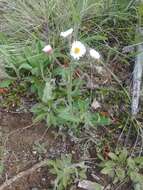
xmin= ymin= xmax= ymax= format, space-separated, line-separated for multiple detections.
xmin=91 ymin=99 xmax=101 ymax=110
xmin=60 ymin=28 xmax=73 ymax=38
xmin=42 ymin=45 xmax=52 ymax=53
xmin=70 ymin=52 xmax=80 ymax=60
xmin=89 ymin=49 xmax=100 ymax=59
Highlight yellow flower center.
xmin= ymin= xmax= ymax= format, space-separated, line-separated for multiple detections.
xmin=74 ymin=47 xmax=80 ymax=54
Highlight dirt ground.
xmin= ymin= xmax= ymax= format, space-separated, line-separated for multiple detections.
xmin=0 ymin=110 xmax=82 ymax=190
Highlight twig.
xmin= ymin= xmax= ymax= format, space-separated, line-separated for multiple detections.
xmin=0 ymin=159 xmax=48 ymax=190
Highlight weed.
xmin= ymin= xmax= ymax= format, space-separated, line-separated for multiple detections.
xmin=47 ymin=154 xmax=87 ymax=190
xmin=100 ymin=148 xmax=143 ymax=190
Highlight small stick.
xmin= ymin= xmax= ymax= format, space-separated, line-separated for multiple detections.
xmin=0 ymin=159 xmax=48 ymax=190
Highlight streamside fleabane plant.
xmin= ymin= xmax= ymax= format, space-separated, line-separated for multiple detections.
xmin=60 ymin=28 xmax=73 ymax=38
xmin=89 ymin=49 xmax=101 ymax=60
xmin=70 ymin=41 xmax=86 ymax=60
xmin=31 ymin=28 xmax=108 ymax=133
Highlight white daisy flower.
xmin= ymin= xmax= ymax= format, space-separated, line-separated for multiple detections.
xmin=70 ymin=41 xmax=86 ymax=60
xmin=60 ymin=28 xmax=73 ymax=38
xmin=42 ymin=45 xmax=53 ymax=54
xmin=89 ymin=49 xmax=100 ymax=60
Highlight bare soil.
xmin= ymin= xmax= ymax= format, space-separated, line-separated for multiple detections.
xmin=0 ymin=110 xmax=81 ymax=190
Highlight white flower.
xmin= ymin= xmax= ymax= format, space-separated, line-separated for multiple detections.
xmin=42 ymin=45 xmax=53 ymax=54
xmin=60 ymin=28 xmax=73 ymax=38
xmin=89 ymin=49 xmax=100 ymax=60
xmin=70 ymin=41 xmax=86 ymax=60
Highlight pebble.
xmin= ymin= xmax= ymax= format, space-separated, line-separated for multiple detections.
xmin=32 ymin=150 xmax=37 ymax=155
xmin=31 ymin=188 xmax=39 ymax=190
xmin=42 ymin=177 xmax=46 ymax=181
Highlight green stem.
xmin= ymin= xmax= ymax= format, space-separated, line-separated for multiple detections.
xmin=67 ymin=63 xmax=73 ymax=108
xmin=40 ymin=62 xmax=46 ymax=81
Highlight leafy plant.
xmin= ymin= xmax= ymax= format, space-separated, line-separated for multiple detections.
xmin=100 ymin=149 xmax=143 ymax=190
xmin=32 ymin=97 xmax=111 ymax=134
xmin=47 ymin=154 xmax=87 ymax=190
xmin=1 ymin=39 xmax=51 ymax=79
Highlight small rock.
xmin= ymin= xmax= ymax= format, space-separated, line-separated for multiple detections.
xmin=31 ymin=188 xmax=39 ymax=190
xmin=78 ymin=180 xmax=104 ymax=190
xmin=42 ymin=177 xmax=46 ymax=181
xmin=37 ymin=168 xmax=41 ymax=172
xmin=32 ymin=150 xmax=37 ymax=155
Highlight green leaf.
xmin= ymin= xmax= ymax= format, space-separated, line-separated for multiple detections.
xmin=33 ymin=113 xmax=47 ymax=122
xmin=138 ymin=3 xmax=143 ymax=17
xmin=79 ymin=170 xmax=87 ymax=179
xmin=119 ymin=148 xmax=128 ymax=162
xmin=97 ymin=153 xmax=105 ymax=162
xmin=91 ymin=113 xmax=111 ymax=126
xmin=42 ymin=81 xmax=53 ymax=103
xmin=46 ymin=112 xmax=57 ymax=126
xmin=134 ymin=157 xmax=143 ymax=167
xmin=94 ymin=182 xmax=104 ymax=190
xmin=31 ymin=67 xmax=39 ymax=75
xmin=127 ymin=157 xmax=136 ymax=170
xmin=0 ymin=164 xmax=4 ymax=174
xmin=58 ymin=108 xmax=80 ymax=123
xmin=18 ymin=63 xmax=33 ymax=71
xmin=130 ymin=172 xmax=143 ymax=184
xmin=134 ymin=183 xmax=143 ymax=190
xmin=101 ymin=167 xmax=113 ymax=175
xmin=104 ymin=160 xmax=115 ymax=168
xmin=115 ymin=168 xmax=125 ymax=181
xmin=108 ymin=152 xmax=118 ymax=160
xmin=63 ymin=171 xmax=70 ymax=188
xmin=0 ymin=79 xmax=13 ymax=88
